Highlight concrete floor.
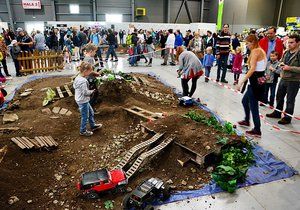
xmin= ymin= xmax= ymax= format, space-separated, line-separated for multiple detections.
xmin=2 ymin=56 xmax=300 ymax=210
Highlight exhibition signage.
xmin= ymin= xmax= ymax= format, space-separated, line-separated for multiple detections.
xmin=217 ymin=0 xmax=224 ymax=31
xmin=22 ymin=0 xmax=41 ymax=9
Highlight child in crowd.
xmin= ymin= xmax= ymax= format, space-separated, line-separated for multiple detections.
xmin=9 ymin=40 xmax=22 ymax=77
xmin=83 ymin=43 xmax=101 ymax=106
xmin=203 ymin=47 xmax=215 ymax=82
xmin=73 ymin=62 xmax=102 ymax=137
xmin=63 ymin=46 xmax=71 ymax=69
xmin=263 ymin=51 xmax=281 ymax=107
xmin=232 ymin=47 xmax=243 ymax=85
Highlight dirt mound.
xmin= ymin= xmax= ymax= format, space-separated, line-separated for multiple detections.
xmin=98 ymin=80 xmax=133 ymax=103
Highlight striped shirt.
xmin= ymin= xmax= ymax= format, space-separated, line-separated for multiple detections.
xmin=216 ymin=32 xmax=231 ymax=55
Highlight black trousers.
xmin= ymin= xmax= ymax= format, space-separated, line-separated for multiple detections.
xmin=275 ymin=80 xmax=300 ymax=120
xmin=0 ymin=58 xmax=10 ymax=76
xmin=181 ymin=77 xmax=199 ymax=97
xmin=13 ymin=59 xmax=21 ymax=76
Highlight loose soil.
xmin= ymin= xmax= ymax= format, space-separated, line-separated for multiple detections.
xmin=0 ymin=74 xmax=241 ymax=209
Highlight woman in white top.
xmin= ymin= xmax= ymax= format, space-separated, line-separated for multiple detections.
xmin=236 ymin=34 xmax=267 ymax=138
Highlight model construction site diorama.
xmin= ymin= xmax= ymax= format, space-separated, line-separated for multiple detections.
xmin=0 ymin=67 xmax=256 ymax=209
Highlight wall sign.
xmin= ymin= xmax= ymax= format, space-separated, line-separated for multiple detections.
xmin=22 ymin=0 xmax=42 ymax=9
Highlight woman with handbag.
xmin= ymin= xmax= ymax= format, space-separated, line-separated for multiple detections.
xmin=236 ymin=34 xmax=267 ymax=138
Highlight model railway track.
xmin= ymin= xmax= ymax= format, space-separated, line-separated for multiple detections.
xmin=115 ymin=133 xmax=165 ymax=169
xmin=125 ymin=136 xmax=175 ymax=179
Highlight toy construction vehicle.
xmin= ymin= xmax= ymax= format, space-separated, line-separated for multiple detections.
xmin=122 ymin=177 xmax=171 ymax=210
xmin=77 ymin=168 xmax=127 ymax=199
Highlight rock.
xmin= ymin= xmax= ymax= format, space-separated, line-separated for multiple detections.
xmin=65 ymin=111 xmax=72 ymax=116
xmin=8 ymin=196 xmax=19 ymax=205
xmin=188 ymin=186 xmax=194 ymax=190
xmin=3 ymin=114 xmax=19 ymax=124
xmin=205 ymin=146 xmax=211 ymax=150
xmin=166 ymin=179 xmax=173 ymax=184
xmin=59 ymin=108 xmax=68 ymax=115
xmin=170 ymin=185 xmax=177 ymax=189
xmin=126 ymin=187 xmax=132 ymax=192
xmin=191 ymin=168 xmax=197 ymax=173
xmin=54 ymin=174 xmax=62 ymax=181
xmin=181 ymin=180 xmax=187 ymax=186
xmin=25 ymin=88 xmax=34 ymax=92
xmin=53 ymin=200 xmax=58 ymax=204
xmin=27 ymin=200 xmax=33 ymax=204
xmin=20 ymin=91 xmax=32 ymax=97
xmin=42 ymin=108 xmax=52 ymax=115
xmin=206 ymin=166 xmax=214 ymax=173
xmin=48 ymin=192 xmax=53 ymax=197
xmin=52 ymin=107 xmax=61 ymax=114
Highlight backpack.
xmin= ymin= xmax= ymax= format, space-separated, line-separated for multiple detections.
xmin=126 ymin=34 xmax=132 ymax=45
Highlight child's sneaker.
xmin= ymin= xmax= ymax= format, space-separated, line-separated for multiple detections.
xmin=92 ymin=123 xmax=103 ymax=131
xmin=80 ymin=130 xmax=93 ymax=136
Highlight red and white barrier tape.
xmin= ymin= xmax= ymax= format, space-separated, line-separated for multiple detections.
xmin=205 ymin=76 xmax=300 ymax=135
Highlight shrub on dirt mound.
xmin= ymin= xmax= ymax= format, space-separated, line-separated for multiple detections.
xmin=98 ymin=80 xmax=133 ymax=103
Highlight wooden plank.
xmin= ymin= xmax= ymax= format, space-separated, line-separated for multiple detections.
xmin=11 ymin=138 xmax=27 ymax=149
xmin=64 ymin=85 xmax=73 ymax=96
xmin=15 ymin=137 xmax=29 ymax=148
xmin=132 ymin=76 xmax=141 ymax=85
xmin=21 ymin=137 xmax=35 ymax=149
xmin=29 ymin=138 xmax=40 ymax=148
xmin=34 ymin=137 xmax=44 ymax=147
xmin=47 ymin=136 xmax=58 ymax=147
xmin=40 ymin=136 xmax=53 ymax=147
xmin=56 ymin=87 xmax=64 ymax=98
xmin=139 ymin=77 xmax=150 ymax=86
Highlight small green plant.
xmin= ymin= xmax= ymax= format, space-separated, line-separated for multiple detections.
xmin=212 ymin=142 xmax=254 ymax=193
xmin=104 ymin=200 xmax=114 ymax=209
xmin=222 ymin=122 xmax=235 ymax=135
xmin=216 ymin=136 xmax=229 ymax=145
xmin=42 ymin=88 xmax=56 ymax=106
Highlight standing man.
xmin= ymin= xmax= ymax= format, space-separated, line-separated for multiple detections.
xmin=204 ymin=30 xmax=215 ymax=49
xmin=183 ymin=30 xmax=193 ymax=50
xmin=266 ymin=33 xmax=300 ymax=125
xmin=216 ymin=24 xmax=231 ymax=83
xmin=105 ymin=29 xmax=118 ymax=62
xmin=119 ymin=29 xmax=124 ymax=44
xmin=259 ymin=26 xmax=284 ymax=60
xmin=34 ymin=30 xmax=46 ymax=51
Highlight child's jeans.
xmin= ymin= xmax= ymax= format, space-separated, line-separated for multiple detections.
xmin=205 ymin=66 xmax=211 ymax=78
xmin=264 ymin=83 xmax=277 ymax=106
xmin=78 ymin=102 xmax=96 ymax=133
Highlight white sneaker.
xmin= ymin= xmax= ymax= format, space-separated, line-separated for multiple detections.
xmin=92 ymin=124 xmax=103 ymax=131
xmin=80 ymin=130 xmax=93 ymax=136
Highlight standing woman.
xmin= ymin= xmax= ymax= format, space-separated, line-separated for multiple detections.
xmin=236 ymin=35 xmax=267 ymax=137
xmin=145 ymin=31 xmax=154 ymax=67
xmin=176 ymin=46 xmax=204 ymax=97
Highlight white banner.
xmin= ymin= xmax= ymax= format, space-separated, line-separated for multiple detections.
xmin=22 ymin=0 xmax=41 ymax=9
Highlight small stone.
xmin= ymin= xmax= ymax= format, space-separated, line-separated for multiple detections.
xmin=166 ymin=179 xmax=173 ymax=184
xmin=170 ymin=185 xmax=177 ymax=189
xmin=59 ymin=108 xmax=68 ymax=115
xmin=65 ymin=111 xmax=72 ymax=116
xmin=181 ymin=180 xmax=187 ymax=186
xmin=27 ymin=200 xmax=33 ymax=204
xmin=8 ymin=196 xmax=19 ymax=205
xmin=52 ymin=107 xmax=61 ymax=114
xmin=206 ymin=166 xmax=214 ymax=173
xmin=53 ymin=200 xmax=58 ymax=204
xmin=54 ymin=174 xmax=62 ymax=181
xmin=205 ymin=146 xmax=211 ymax=150
xmin=191 ymin=168 xmax=197 ymax=173
xmin=126 ymin=187 xmax=132 ymax=192
xmin=48 ymin=192 xmax=53 ymax=197
xmin=20 ymin=91 xmax=32 ymax=97
xmin=188 ymin=186 xmax=194 ymax=190
xmin=41 ymin=108 xmax=52 ymax=115
xmin=3 ymin=114 xmax=19 ymax=124
xmin=25 ymin=88 xmax=34 ymax=92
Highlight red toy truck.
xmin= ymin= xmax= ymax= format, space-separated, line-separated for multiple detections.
xmin=77 ymin=168 xmax=127 ymax=199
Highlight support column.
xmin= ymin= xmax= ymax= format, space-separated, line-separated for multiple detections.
xmin=167 ymin=0 xmax=170 ymax=23
xmin=92 ymin=0 xmax=96 ymax=21
xmin=5 ymin=0 xmax=14 ymax=30
xmin=200 ymin=0 xmax=204 ymax=22
xmin=51 ymin=0 xmax=56 ymax=21
xmin=277 ymin=0 xmax=284 ymax=27
xmin=131 ymin=0 xmax=135 ymax=22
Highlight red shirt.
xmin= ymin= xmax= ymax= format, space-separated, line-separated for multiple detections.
xmin=259 ymin=37 xmax=284 ymax=59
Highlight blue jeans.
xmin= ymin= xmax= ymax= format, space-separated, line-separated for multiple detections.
xmin=106 ymin=45 xmax=118 ymax=60
xmin=242 ymin=86 xmax=261 ymax=132
xmin=205 ymin=66 xmax=211 ymax=77
xmin=78 ymin=102 xmax=96 ymax=133
xmin=264 ymin=83 xmax=277 ymax=106
xmin=217 ymin=55 xmax=228 ymax=80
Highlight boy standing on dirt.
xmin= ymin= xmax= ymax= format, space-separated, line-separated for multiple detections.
xmin=73 ymin=62 xmax=102 ymax=136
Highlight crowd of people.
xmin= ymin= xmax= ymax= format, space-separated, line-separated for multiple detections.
xmin=0 ymin=24 xmax=299 ymax=138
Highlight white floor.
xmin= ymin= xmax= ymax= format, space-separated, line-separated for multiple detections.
xmin=2 ymin=56 xmax=300 ymax=210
